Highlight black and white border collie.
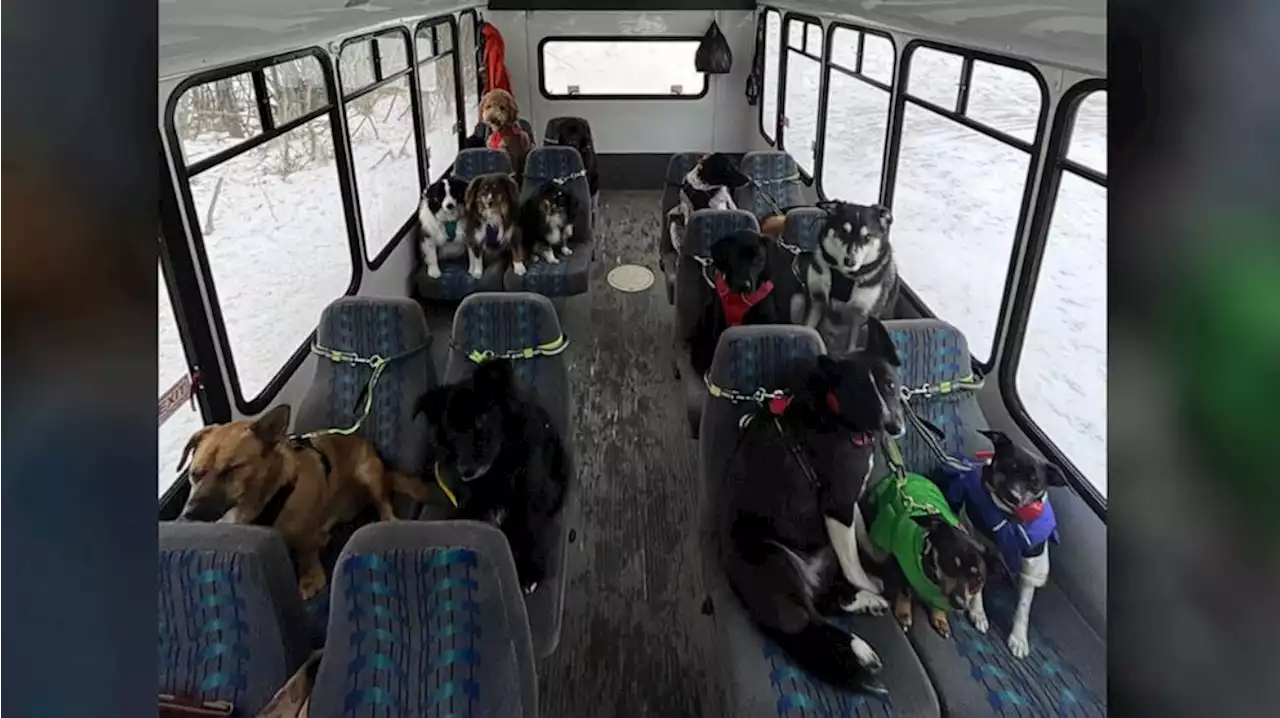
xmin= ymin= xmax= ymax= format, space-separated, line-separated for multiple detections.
xmin=418 ymin=175 xmax=470 ymax=278
xmin=668 ymin=153 xmax=751 ymax=254
xmin=515 ymin=181 xmax=577 ymax=276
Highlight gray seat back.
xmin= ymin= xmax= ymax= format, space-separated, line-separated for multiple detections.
xmin=658 ymin=152 xmax=705 ymax=304
xmin=542 ymin=116 xmax=595 ymax=151
xmin=453 ymin=148 xmax=513 ymax=182
xmin=738 ymin=151 xmax=807 ymax=218
xmin=769 ymin=205 xmax=825 ymax=324
xmin=158 ymin=523 xmax=311 ymax=716
xmin=522 ymin=146 xmax=592 ymax=233
xmin=295 ymin=297 xmax=437 ymax=478
xmin=306 ymin=521 xmax=538 ymax=718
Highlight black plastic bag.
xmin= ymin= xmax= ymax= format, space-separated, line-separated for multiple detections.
xmin=695 ymin=21 xmax=733 ymax=74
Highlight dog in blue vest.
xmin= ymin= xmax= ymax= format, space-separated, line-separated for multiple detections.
xmin=418 ymin=175 xmax=470 ymax=279
xmin=940 ymin=429 xmax=1065 ymax=658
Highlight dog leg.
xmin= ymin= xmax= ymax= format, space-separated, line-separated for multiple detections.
xmin=511 ymin=241 xmax=527 ymax=276
xmin=354 ymin=460 xmax=400 ymax=523
xmin=892 ymin=591 xmax=913 ymax=631
xmin=967 ymin=590 xmax=990 ymax=634
xmin=803 ymin=293 xmax=824 ymax=330
xmin=540 ymin=246 xmax=559 ymax=264
xmin=467 ymin=246 xmax=483 ymax=279
xmin=423 ymin=239 xmax=442 ymax=279
xmin=928 ymin=607 xmax=952 ymax=639
xmin=854 ymin=504 xmax=888 ymax=563
xmin=1009 ymin=546 xmax=1049 ymax=657
xmin=824 ymin=515 xmax=884 ymax=596
xmin=297 ymin=549 xmax=327 ymax=601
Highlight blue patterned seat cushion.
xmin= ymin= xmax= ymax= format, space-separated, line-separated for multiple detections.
xmin=453 ymin=148 xmax=512 ymax=182
xmin=740 ymin=151 xmax=808 ymax=218
xmin=879 ymin=319 xmax=1107 ymax=716
xmin=683 ymin=208 xmax=760 ymax=258
xmin=158 ymin=524 xmax=310 ymax=717
xmin=307 ymin=522 xmax=537 ymax=718
xmin=415 ymin=254 xmax=508 ymax=302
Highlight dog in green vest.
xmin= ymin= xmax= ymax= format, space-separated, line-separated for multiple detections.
xmin=864 ymin=471 xmax=990 ymax=638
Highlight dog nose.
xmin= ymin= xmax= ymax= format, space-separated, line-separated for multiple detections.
xmin=886 ymin=422 xmax=905 ymax=438
xmin=180 ymin=499 xmax=224 ymax=522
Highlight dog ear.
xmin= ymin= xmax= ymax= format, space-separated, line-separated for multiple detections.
xmin=1043 ymin=462 xmax=1068 ymax=487
xmin=463 ymin=177 xmax=480 ymax=208
xmin=874 ymin=203 xmax=893 ymax=228
xmin=251 ymin=404 xmax=291 ymax=445
xmin=864 ymin=318 xmax=901 ymax=367
xmin=977 ymin=429 xmax=1013 ymax=449
xmin=709 ymin=234 xmax=733 ymax=268
xmin=911 ymin=513 xmax=951 ymax=534
xmin=177 ymin=426 xmax=213 ymax=473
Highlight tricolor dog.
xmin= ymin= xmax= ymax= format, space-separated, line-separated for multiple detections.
xmin=667 ymin=153 xmax=751 ymax=255
xmin=461 ymin=173 xmax=520 ymax=279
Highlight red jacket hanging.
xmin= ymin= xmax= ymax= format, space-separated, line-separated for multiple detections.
xmin=481 ymin=22 xmax=513 ymax=97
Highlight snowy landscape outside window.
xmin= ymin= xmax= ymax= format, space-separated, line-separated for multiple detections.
xmin=781 ymin=16 xmax=821 ymax=176
xmin=760 ymin=9 xmax=781 ymax=143
xmin=819 ymin=25 xmax=894 ymax=204
xmin=540 ymin=39 xmax=706 ymax=98
xmin=416 ymin=20 xmax=460 ymax=182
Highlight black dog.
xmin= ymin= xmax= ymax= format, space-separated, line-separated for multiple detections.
xmin=717 ymin=320 xmax=906 ymax=693
xmin=549 ymin=117 xmax=599 ymax=199
xmin=515 ymin=181 xmax=577 ymax=276
xmin=414 ymin=360 xmax=569 ymax=593
xmin=689 ymin=229 xmax=782 ymax=377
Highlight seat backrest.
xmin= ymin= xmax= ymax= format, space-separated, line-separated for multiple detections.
xmin=453 ymin=148 xmax=513 ymax=182
xmin=661 ymin=151 xmax=703 ymax=216
xmin=522 ymin=145 xmax=592 ymax=237
xmin=444 ymin=292 xmax=571 ymax=445
xmin=880 ymin=318 xmax=992 ymax=478
xmin=295 ymin=297 xmax=437 ymax=476
xmin=158 ymin=523 xmax=311 ymax=716
xmin=738 ymin=151 xmax=807 ymax=218
xmin=696 ymin=326 xmax=827 ymax=552
xmin=766 ymin=205 xmax=825 ymax=322
xmin=306 ymin=521 xmax=538 ymax=718
xmin=674 ymin=209 xmax=761 ymax=353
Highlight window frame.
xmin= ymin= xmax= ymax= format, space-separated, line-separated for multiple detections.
xmin=997 ymin=78 xmax=1108 ymax=518
xmin=881 ymin=39 xmax=1051 ymax=372
xmin=757 ymin=7 xmax=782 ymax=145
xmin=414 ymin=15 xmax=466 ymax=179
xmin=814 ymin=20 xmax=897 ymax=202
xmin=536 ymin=35 xmax=711 ymax=101
xmin=162 ymin=46 xmax=364 ymax=416
xmin=778 ymin=12 xmax=824 ymax=182
xmin=338 ymin=25 xmax=428 ymax=269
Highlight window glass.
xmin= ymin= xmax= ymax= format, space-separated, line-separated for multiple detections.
xmin=906 ymin=46 xmax=962 ymax=109
xmin=375 ymin=32 xmax=409 ymax=75
xmin=541 ymin=40 xmax=706 ymax=97
xmin=419 ymin=54 xmax=459 ymax=181
xmin=965 ymin=60 xmax=1042 ymax=143
xmin=782 ymin=23 xmax=822 ymax=175
xmin=346 ymin=75 xmax=420 ymax=260
xmin=173 ymin=72 xmax=263 ymax=164
xmin=459 ymin=12 xmax=481 ymax=122
xmin=1017 ymin=90 xmax=1108 ymax=495
xmin=1068 ymin=90 xmax=1107 ymax=173
xmin=861 ymin=34 xmax=894 ymax=85
xmin=158 ymin=264 xmax=205 ymax=496
xmin=340 ymin=40 xmax=377 ymax=93
xmin=263 ymin=56 xmax=327 ymax=127
xmin=820 ymin=26 xmax=893 ymax=204
xmin=761 ymin=10 xmax=781 ymax=142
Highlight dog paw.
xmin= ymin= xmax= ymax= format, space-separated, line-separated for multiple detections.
xmin=1008 ymin=631 xmax=1030 ymax=658
xmin=849 ymin=636 xmax=883 ymax=674
xmin=968 ymin=606 xmax=989 ymax=634
xmin=522 ymin=581 xmax=538 ymax=595
xmin=561 ymin=245 xmax=574 ymax=256
xmin=427 ymin=266 xmax=442 ymax=279
xmin=893 ymin=597 xmax=913 ymax=631
xmin=842 ymin=590 xmax=890 ymax=616
xmin=468 ymin=267 xmax=483 ymax=279
xmin=545 ymin=254 xmax=560 ymax=264
xmin=513 ymin=261 xmax=527 ymax=276
xmin=929 ymin=609 xmax=952 ymax=639
xmin=299 ymin=571 xmax=327 ymax=601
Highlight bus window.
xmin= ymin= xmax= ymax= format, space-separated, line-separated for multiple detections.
xmin=340 ymin=29 xmax=422 ymax=262
xmin=820 ymin=26 xmax=894 ymax=204
xmin=760 ymin=9 xmax=781 ymax=143
xmin=172 ymin=73 xmax=263 ymax=165
xmin=171 ymin=52 xmax=354 ymax=404
xmin=158 ymin=264 xmax=203 ymax=495
xmin=781 ymin=16 xmax=822 ymax=175
xmin=417 ymin=20 xmax=460 ymax=181
xmin=964 ymin=60 xmax=1042 ymax=143
xmin=540 ymin=39 xmax=706 ymax=98
xmin=1016 ymin=88 xmax=1107 ymax=495
xmin=890 ymin=45 xmax=1044 ymax=364
xmin=459 ymin=11 xmax=481 ymax=122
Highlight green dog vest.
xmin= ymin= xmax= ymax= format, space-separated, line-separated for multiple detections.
xmin=868 ymin=472 xmax=963 ymax=610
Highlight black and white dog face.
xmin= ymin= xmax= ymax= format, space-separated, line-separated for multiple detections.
xmin=693 ymin=152 xmax=751 ymax=190
xmin=421 ymin=176 xmax=468 ymax=224
xmin=814 ymin=318 xmax=905 ymax=437
xmin=537 ymin=183 xmax=576 ymax=231
xmin=978 ymin=430 xmax=1067 ymax=516
xmin=816 ymin=200 xmax=893 ymax=273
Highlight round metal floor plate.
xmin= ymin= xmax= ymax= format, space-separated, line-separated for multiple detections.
xmin=606 ymin=264 xmax=655 ymax=293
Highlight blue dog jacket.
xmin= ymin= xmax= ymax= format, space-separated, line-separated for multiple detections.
xmin=940 ymin=459 xmax=1059 ymax=578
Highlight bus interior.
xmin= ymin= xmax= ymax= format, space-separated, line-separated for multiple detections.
xmin=158 ymin=1 xmax=1106 ymax=715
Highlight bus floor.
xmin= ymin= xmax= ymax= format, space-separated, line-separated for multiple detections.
xmin=418 ymin=191 xmax=728 ymax=718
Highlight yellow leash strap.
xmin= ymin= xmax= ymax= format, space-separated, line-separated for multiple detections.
xmin=300 ymin=341 xmax=428 ymax=439
xmin=435 ymin=463 xmax=459 ymax=508
xmin=465 ymin=334 xmax=569 ymax=364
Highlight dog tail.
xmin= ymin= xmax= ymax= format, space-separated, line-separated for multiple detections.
xmin=389 ymin=471 xmax=429 ymax=502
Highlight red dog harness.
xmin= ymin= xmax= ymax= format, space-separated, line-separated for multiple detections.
xmin=487 ymin=122 xmax=525 ymax=150
xmin=715 ymin=272 xmax=774 ymax=328
xmin=766 ymin=393 xmax=872 ymax=446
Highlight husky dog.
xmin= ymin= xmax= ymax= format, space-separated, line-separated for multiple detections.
xmin=418 ymin=175 xmax=470 ymax=279
xmin=941 ymin=430 xmax=1065 ymax=657
xmin=718 ymin=320 xmax=906 ymax=693
xmin=667 ymin=153 xmax=751 ymax=255
xmin=515 ymin=181 xmax=577 ymax=275
xmin=461 ymin=173 xmax=520 ymax=279
xmin=794 ymin=201 xmax=899 ymax=352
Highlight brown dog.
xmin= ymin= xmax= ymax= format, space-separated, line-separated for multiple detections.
xmin=462 ymin=172 xmax=520 ymax=279
xmin=480 ymin=89 xmax=532 ymax=183
xmin=760 ymin=214 xmax=786 ymax=240
xmin=176 ymin=404 xmax=428 ymax=599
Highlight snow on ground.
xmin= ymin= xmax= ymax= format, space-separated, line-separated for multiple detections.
xmin=160 ymin=36 xmax=1106 ymax=498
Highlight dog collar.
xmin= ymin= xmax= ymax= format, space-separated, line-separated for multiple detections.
xmin=250 ymin=483 xmax=295 ymax=527
xmin=443 ymin=219 xmax=459 ymax=241
xmin=714 ymin=272 xmax=774 ymax=327
xmin=435 ymin=463 xmax=459 ymax=508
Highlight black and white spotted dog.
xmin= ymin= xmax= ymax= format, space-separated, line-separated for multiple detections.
xmin=515 ymin=181 xmax=577 ymax=276
xmin=793 ymin=201 xmax=899 ymax=353
xmin=667 ymin=153 xmax=751 ymax=255
xmin=418 ymin=175 xmax=470 ymax=279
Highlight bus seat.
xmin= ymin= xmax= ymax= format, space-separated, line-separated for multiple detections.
xmin=159 ymin=523 xmax=312 ymax=716
xmin=452 ymin=147 xmax=513 ymax=181
xmin=658 ymin=152 xmax=704 ymax=305
xmin=434 ymin=291 xmax=576 ymax=658
xmin=543 ymin=116 xmax=599 ymax=220
xmin=305 ymin=521 xmax=538 ymax=718
xmin=768 ymin=205 xmax=824 ymax=325
xmin=738 ymin=151 xmax=807 ymax=219
xmin=696 ymin=326 xmax=941 ymax=717
xmin=415 ymin=170 xmax=510 ymax=302
xmin=879 ymin=318 xmax=1108 ymax=716
xmin=472 ymin=118 xmax=536 ymax=145
xmin=503 ymin=147 xmax=594 ymax=296
xmin=673 ymin=208 xmax=759 ymax=439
